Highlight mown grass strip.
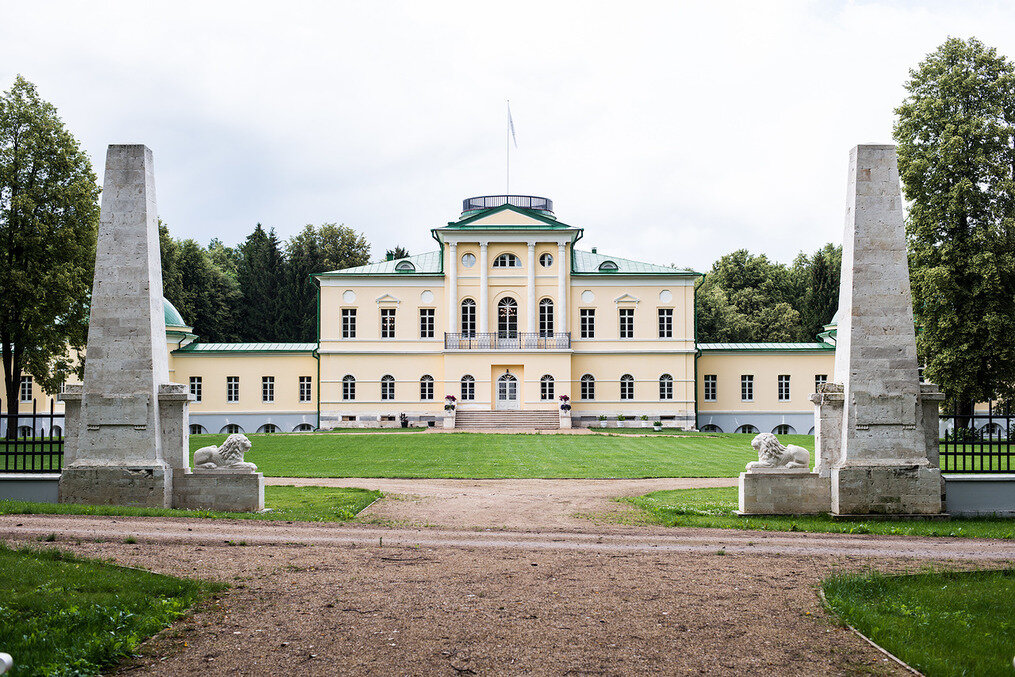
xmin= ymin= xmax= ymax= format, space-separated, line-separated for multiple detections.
xmin=822 ymin=569 xmax=1015 ymax=676
xmin=0 ymin=544 xmax=225 ymax=676
xmin=625 ymin=486 xmax=1015 ymax=539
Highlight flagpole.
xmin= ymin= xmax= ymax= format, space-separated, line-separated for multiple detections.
xmin=506 ymin=99 xmax=510 ymax=194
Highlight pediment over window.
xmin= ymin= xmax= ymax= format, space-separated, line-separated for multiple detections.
xmin=613 ymin=293 xmax=641 ymax=304
xmin=375 ymin=294 xmax=401 ymax=305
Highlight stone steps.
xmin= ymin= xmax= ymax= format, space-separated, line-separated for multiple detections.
xmin=455 ymin=411 xmax=560 ymax=430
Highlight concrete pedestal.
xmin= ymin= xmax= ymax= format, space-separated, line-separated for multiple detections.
xmin=738 ymin=470 xmax=830 ymax=515
xmin=59 ymin=464 xmax=172 ymax=507
xmin=831 ymin=464 xmax=942 ymax=516
xmin=173 ymin=470 xmax=264 ymax=512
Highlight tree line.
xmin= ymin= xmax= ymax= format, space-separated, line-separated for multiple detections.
xmin=159 ymin=222 xmax=373 ymax=343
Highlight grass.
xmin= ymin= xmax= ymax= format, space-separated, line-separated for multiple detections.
xmin=0 ymin=543 xmax=224 ymax=676
xmin=0 ymin=485 xmax=381 ymax=522
xmin=822 ymin=569 xmax=1015 ymax=676
xmin=188 ymin=431 xmax=796 ymax=478
xmin=625 ymin=486 xmax=1015 ymax=539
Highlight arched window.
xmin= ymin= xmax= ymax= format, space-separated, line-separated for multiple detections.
xmin=773 ymin=424 xmax=796 ymax=435
xmin=221 ymin=424 xmax=243 ymax=435
xmin=620 ymin=374 xmax=634 ymax=400
xmin=461 ymin=299 xmax=476 ymax=337
xmin=539 ymin=298 xmax=554 ymax=336
xmin=659 ymin=374 xmax=673 ymax=400
xmin=540 ymin=374 xmax=555 ymax=400
xmin=539 ymin=253 xmax=553 ymax=268
xmin=189 ymin=424 xmax=207 ymax=435
xmin=700 ymin=424 xmax=723 ymax=433
xmin=51 ymin=425 xmax=62 ymax=437
xmin=493 ymin=253 xmax=521 ymax=268
xmin=17 ymin=426 xmax=33 ymax=438
xmin=394 ymin=260 xmax=415 ymax=272
xmin=342 ymin=375 xmax=356 ymax=400
xmin=420 ymin=375 xmax=434 ymax=400
xmin=735 ymin=424 xmax=759 ymax=434
xmin=293 ymin=423 xmax=314 ymax=432
xmin=258 ymin=423 xmax=280 ymax=434
xmin=498 ymin=297 xmax=518 ymax=338
xmin=460 ymin=375 xmax=475 ymax=401
xmin=381 ymin=375 xmax=395 ymax=401
xmin=580 ymin=374 xmax=595 ymax=400
xmin=598 ymin=260 xmax=618 ymax=271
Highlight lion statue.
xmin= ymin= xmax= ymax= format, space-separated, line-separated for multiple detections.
xmin=193 ymin=433 xmax=257 ymax=472
xmin=746 ymin=432 xmax=809 ymax=471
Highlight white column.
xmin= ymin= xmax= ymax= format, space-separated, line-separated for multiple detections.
xmin=479 ymin=242 xmax=489 ymax=333
xmin=557 ymin=242 xmax=567 ymax=335
xmin=526 ymin=242 xmax=536 ymax=333
xmin=447 ymin=242 xmax=457 ymax=333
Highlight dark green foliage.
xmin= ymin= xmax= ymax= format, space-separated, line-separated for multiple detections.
xmin=0 ymin=543 xmax=221 ymax=676
xmin=386 ymin=245 xmax=410 ymax=259
xmin=823 ymin=569 xmax=1015 ymax=676
xmin=0 ymin=76 xmax=100 ymax=428
xmin=895 ymin=37 xmax=1015 ymax=412
xmin=695 ymin=246 xmax=840 ymax=342
xmin=236 ymin=223 xmax=286 ymax=342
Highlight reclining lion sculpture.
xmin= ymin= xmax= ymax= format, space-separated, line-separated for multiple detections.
xmin=746 ymin=432 xmax=809 ymax=471
xmin=193 ymin=433 xmax=258 ymax=472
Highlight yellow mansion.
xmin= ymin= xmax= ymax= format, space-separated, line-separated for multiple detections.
xmin=4 ymin=195 xmax=837 ymax=435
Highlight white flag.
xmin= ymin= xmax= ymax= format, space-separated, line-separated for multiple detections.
xmin=508 ymin=102 xmax=518 ymax=148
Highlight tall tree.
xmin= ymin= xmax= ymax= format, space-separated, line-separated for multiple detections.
xmin=386 ymin=245 xmax=410 ymax=260
xmin=236 ymin=224 xmax=286 ymax=342
xmin=894 ymin=37 xmax=1015 ymax=413
xmin=797 ymin=244 xmax=841 ymax=339
xmin=318 ymin=222 xmax=370 ymax=271
xmin=0 ymin=76 xmax=100 ymax=430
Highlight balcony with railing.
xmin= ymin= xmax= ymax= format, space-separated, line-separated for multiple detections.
xmin=461 ymin=195 xmax=554 ymax=216
xmin=445 ymin=332 xmax=571 ymax=350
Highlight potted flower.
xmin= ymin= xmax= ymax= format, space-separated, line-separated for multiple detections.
xmin=640 ymin=414 xmax=650 ymax=428
xmin=558 ymin=395 xmax=572 ymax=429
xmin=617 ymin=414 xmax=628 ymax=428
xmin=400 ymin=412 xmax=409 ymax=428
xmin=444 ymin=394 xmax=457 ymax=411
xmin=558 ymin=394 xmax=571 ymax=411
xmin=653 ymin=420 xmax=663 ymax=432
xmin=598 ymin=414 xmax=609 ymax=429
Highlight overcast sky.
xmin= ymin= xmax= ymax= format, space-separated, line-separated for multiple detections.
xmin=3 ymin=1 xmax=1014 ymax=271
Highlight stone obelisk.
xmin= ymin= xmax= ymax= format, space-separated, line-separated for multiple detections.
xmin=59 ymin=145 xmax=187 ymax=507
xmin=829 ymin=144 xmax=943 ymax=516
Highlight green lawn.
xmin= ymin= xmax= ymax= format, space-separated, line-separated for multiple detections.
xmin=0 ymin=544 xmax=224 ymax=676
xmin=823 ymin=569 xmax=1015 ymax=676
xmin=625 ymin=487 xmax=1015 ymax=539
xmin=0 ymin=485 xmax=380 ymax=523
xmin=188 ymin=431 xmax=798 ymax=478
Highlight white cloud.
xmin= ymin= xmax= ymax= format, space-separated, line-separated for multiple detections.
xmin=3 ymin=0 xmax=1014 ymax=269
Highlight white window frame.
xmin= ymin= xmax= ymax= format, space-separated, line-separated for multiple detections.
xmin=381 ymin=375 xmax=395 ymax=401
xmin=419 ymin=308 xmax=435 ymax=338
xmin=262 ymin=376 xmax=275 ymax=403
xmin=380 ymin=308 xmax=396 ymax=339
xmin=420 ymin=375 xmax=434 ymax=401
xmin=778 ymin=375 xmax=791 ymax=402
xmin=342 ymin=308 xmax=356 ymax=338
xmin=580 ymin=374 xmax=595 ymax=400
xmin=227 ymin=376 xmax=239 ymax=403
xmin=19 ymin=376 xmax=32 ymax=402
xmin=580 ymin=309 xmax=595 ymax=339
xmin=620 ymin=374 xmax=634 ymax=400
xmin=741 ymin=375 xmax=754 ymax=402
xmin=703 ymin=374 xmax=717 ymax=402
xmin=299 ymin=376 xmax=312 ymax=402
xmin=540 ymin=374 xmax=555 ymax=400
xmin=815 ymin=374 xmax=828 ymax=391
xmin=461 ymin=375 xmax=475 ymax=401
xmin=619 ymin=308 xmax=634 ymax=339
xmin=190 ymin=376 xmax=202 ymax=403
xmin=461 ymin=299 xmax=476 ymax=337
xmin=538 ymin=299 xmax=554 ymax=336
xmin=659 ymin=374 xmax=673 ymax=400
xmin=658 ymin=308 xmax=673 ymax=338
xmin=493 ymin=253 xmax=521 ymax=268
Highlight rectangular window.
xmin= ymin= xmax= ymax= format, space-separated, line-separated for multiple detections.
xmin=262 ymin=376 xmax=275 ymax=403
xmin=342 ymin=377 xmax=355 ymax=401
xmin=619 ymin=308 xmax=634 ymax=339
xmin=419 ymin=308 xmax=435 ymax=338
xmin=299 ymin=376 xmax=312 ymax=402
xmin=380 ymin=308 xmax=396 ymax=338
xmin=189 ymin=376 xmax=202 ymax=403
xmin=461 ymin=378 xmax=475 ymax=401
xmin=226 ymin=376 xmax=239 ymax=403
xmin=741 ymin=375 xmax=754 ymax=402
xmin=658 ymin=308 xmax=673 ymax=338
xmin=420 ymin=377 xmax=434 ymax=400
xmin=342 ymin=309 xmax=356 ymax=338
xmin=815 ymin=374 xmax=828 ymax=391
xmin=778 ymin=375 xmax=791 ymax=401
xmin=580 ymin=309 xmax=595 ymax=339
xmin=703 ymin=374 xmax=717 ymax=402
xmin=461 ymin=302 xmax=476 ymax=337
xmin=19 ymin=376 xmax=32 ymax=402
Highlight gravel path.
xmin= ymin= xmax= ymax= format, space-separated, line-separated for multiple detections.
xmin=5 ymin=478 xmax=1011 ymax=675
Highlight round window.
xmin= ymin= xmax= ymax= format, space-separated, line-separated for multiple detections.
xmin=461 ymin=253 xmax=476 ymax=268
xmin=539 ymin=253 xmax=553 ymax=268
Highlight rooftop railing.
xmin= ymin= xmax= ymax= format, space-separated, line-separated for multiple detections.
xmin=462 ymin=195 xmax=553 ymax=214
xmin=445 ymin=332 xmax=570 ymax=350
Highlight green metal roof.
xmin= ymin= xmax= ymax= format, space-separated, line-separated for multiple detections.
xmin=174 ymin=342 xmax=317 ymax=354
xmin=164 ymin=298 xmax=189 ymax=328
xmin=316 ymin=251 xmax=443 ymax=277
xmin=572 ymin=250 xmax=699 ymax=276
xmin=697 ymin=342 xmax=834 ymax=352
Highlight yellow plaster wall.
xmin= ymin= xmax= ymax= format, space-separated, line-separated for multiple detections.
xmin=697 ymin=352 xmax=835 ymax=412
xmin=171 ymin=352 xmax=317 ymax=414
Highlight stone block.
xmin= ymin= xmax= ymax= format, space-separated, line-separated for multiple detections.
xmin=738 ymin=472 xmax=830 ymax=515
xmin=831 ymin=464 xmax=942 ymax=516
xmin=173 ymin=471 xmax=264 ymax=512
xmin=59 ymin=465 xmax=172 ymax=508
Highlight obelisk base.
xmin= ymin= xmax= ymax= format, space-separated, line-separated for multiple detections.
xmin=59 ymin=463 xmax=172 ymax=508
xmin=831 ymin=463 xmax=942 ymax=516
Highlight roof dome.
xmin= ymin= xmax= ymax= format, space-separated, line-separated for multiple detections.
xmin=164 ymin=298 xmax=188 ymax=328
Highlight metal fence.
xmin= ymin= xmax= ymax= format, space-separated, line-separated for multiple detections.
xmin=462 ymin=195 xmax=554 ymax=213
xmin=940 ymin=403 xmax=1014 ymax=473
xmin=444 ymin=332 xmax=571 ymax=350
xmin=0 ymin=398 xmax=64 ymax=473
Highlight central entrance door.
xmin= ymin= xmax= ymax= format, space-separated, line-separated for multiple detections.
xmin=496 ymin=374 xmax=519 ymax=410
